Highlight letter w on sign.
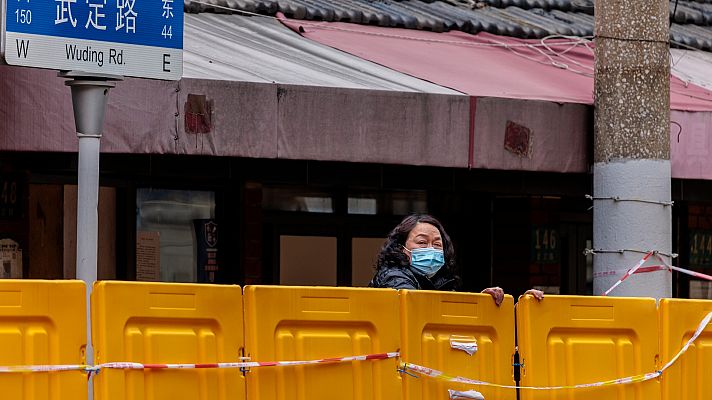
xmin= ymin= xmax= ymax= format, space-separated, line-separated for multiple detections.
xmin=16 ymin=40 xmax=30 ymax=58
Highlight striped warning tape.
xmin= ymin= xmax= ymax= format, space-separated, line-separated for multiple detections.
xmin=0 ymin=352 xmax=399 ymax=374
xmin=0 ymin=364 xmax=90 ymax=373
xmin=401 ymin=310 xmax=712 ymax=390
xmin=602 ymin=251 xmax=655 ymax=296
xmin=601 ymin=251 xmax=712 ymax=296
xmin=401 ymin=362 xmax=661 ymax=390
xmin=96 ymin=352 xmax=399 ymax=371
xmin=666 ymin=264 xmax=712 ymax=281
xmin=654 ymin=253 xmax=712 ymax=281
xmin=593 ymin=265 xmax=668 ymax=278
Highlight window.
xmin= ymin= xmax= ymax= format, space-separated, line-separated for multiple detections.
xmin=262 ymin=187 xmax=333 ymax=213
xmin=347 ymin=191 xmax=427 ymax=215
xmin=348 ymin=197 xmax=377 ymax=215
xmin=391 ymin=191 xmax=427 ymax=215
xmin=136 ymin=188 xmax=215 ymax=282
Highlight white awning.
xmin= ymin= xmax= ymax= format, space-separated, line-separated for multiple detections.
xmin=183 ymin=13 xmax=461 ymax=94
xmin=671 ymin=49 xmax=712 ymax=92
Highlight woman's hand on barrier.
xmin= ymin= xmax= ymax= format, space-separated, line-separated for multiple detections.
xmin=524 ymin=289 xmax=545 ymax=300
xmin=481 ymin=287 xmax=504 ymax=306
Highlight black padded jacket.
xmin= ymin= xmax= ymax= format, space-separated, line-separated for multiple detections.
xmin=368 ymin=266 xmax=457 ymax=291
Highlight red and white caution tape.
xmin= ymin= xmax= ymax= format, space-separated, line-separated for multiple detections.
xmin=666 ymin=264 xmax=712 ymax=281
xmin=660 ymin=310 xmax=712 ymax=370
xmin=0 ymin=352 xmax=399 ymax=374
xmin=0 ymin=364 xmax=90 ymax=373
xmin=602 ymin=251 xmax=655 ymax=296
xmin=402 ymin=310 xmax=712 ymax=391
xmin=593 ymin=265 xmax=668 ymax=279
xmin=97 ymin=352 xmax=399 ymax=371
xmin=402 ymin=361 xmax=661 ymax=390
xmin=601 ymin=251 xmax=712 ymax=296
xmin=654 ymin=253 xmax=712 ymax=281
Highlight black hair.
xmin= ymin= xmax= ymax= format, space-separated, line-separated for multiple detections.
xmin=375 ymin=214 xmax=457 ymax=278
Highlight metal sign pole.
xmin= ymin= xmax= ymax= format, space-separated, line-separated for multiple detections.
xmin=60 ymin=71 xmax=122 ymax=399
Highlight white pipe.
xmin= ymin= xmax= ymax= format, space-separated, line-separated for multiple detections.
xmin=63 ymin=73 xmax=119 ymax=400
xmin=76 ymin=135 xmax=100 ymax=371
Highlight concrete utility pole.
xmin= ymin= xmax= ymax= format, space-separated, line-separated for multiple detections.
xmin=593 ymin=0 xmax=672 ymax=298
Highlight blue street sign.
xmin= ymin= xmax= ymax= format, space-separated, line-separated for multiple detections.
xmin=2 ymin=0 xmax=183 ymax=79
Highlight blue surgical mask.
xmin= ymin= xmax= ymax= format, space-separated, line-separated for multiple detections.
xmin=403 ymin=246 xmax=445 ymax=278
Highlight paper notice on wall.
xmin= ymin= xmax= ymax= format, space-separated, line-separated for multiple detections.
xmin=448 ymin=389 xmax=484 ymax=400
xmin=450 ymin=336 xmax=478 ymax=356
xmin=0 ymin=239 xmax=22 ymax=279
xmin=136 ymin=231 xmax=160 ymax=281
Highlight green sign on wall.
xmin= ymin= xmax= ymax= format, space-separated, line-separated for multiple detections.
xmin=531 ymin=225 xmax=559 ymax=264
xmin=690 ymin=230 xmax=712 ymax=267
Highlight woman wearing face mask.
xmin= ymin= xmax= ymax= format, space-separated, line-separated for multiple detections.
xmin=368 ymin=214 xmax=544 ymax=305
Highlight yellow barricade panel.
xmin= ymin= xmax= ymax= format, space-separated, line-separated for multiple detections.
xmin=244 ymin=286 xmax=401 ymax=400
xmin=0 ymin=279 xmax=87 ymax=400
xmin=660 ymin=299 xmax=712 ymax=400
xmin=400 ymin=290 xmax=516 ymax=400
xmin=92 ymin=281 xmax=244 ymax=400
xmin=517 ymin=295 xmax=659 ymax=400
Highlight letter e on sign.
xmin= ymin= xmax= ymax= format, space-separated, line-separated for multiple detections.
xmin=163 ymin=53 xmax=171 ymax=72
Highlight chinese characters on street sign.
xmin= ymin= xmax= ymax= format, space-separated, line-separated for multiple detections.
xmin=2 ymin=0 xmax=182 ymax=79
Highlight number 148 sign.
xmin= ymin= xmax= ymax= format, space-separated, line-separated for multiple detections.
xmin=2 ymin=0 xmax=183 ymax=80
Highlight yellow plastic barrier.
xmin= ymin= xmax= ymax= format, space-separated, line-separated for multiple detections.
xmin=517 ymin=295 xmax=660 ymax=400
xmin=91 ymin=281 xmax=244 ymax=400
xmin=243 ymin=286 xmax=401 ymax=400
xmin=660 ymin=299 xmax=712 ymax=400
xmin=0 ymin=279 xmax=87 ymax=399
xmin=400 ymin=290 xmax=516 ymax=400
